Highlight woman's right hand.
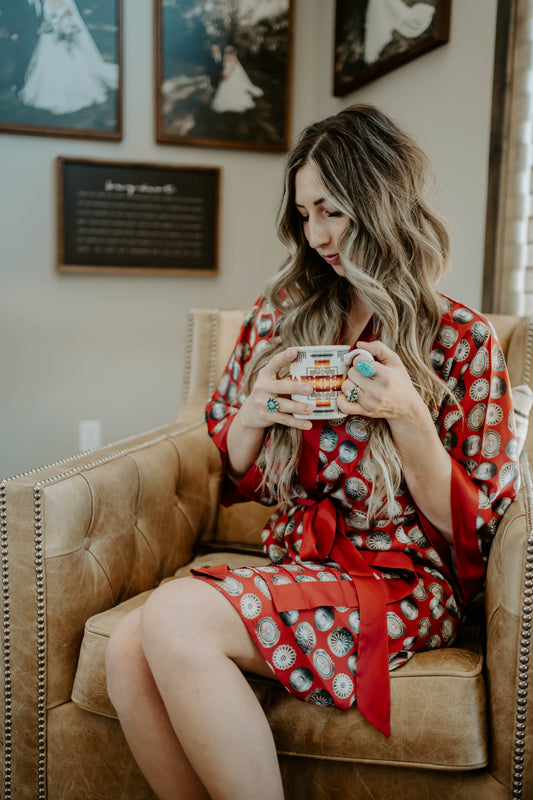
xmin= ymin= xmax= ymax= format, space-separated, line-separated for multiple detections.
xmin=226 ymin=348 xmax=313 ymax=480
xmin=237 ymin=347 xmax=314 ymax=432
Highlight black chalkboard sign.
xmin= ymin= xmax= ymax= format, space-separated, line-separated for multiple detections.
xmin=58 ymin=157 xmax=219 ymax=275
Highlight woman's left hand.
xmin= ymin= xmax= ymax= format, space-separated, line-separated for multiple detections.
xmin=337 ymin=340 xmax=424 ymax=421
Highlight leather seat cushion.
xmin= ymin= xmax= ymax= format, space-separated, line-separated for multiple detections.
xmin=72 ymin=553 xmax=488 ymax=771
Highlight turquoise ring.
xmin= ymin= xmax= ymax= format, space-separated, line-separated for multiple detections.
xmin=356 ymin=360 xmax=376 ymax=378
xmin=347 ymin=386 xmax=359 ymax=403
xmin=266 ymin=396 xmax=279 ymax=413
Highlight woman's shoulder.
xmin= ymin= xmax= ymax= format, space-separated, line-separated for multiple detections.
xmin=436 ymin=294 xmax=495 ymax=349
xmin=238 ymin=293 xmax=283 ymax=344
xmin=244 ymin=293 xmax=282 ymax=327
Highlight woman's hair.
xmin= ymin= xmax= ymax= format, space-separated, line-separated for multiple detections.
xmin=244 ymin=104 xmax=451 ymax=522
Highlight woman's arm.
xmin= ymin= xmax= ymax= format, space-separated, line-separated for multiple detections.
xmin=338 ymin=340 xmax=454 ymax=541
xmin=387 ymin=396 xmax=453 ymax=541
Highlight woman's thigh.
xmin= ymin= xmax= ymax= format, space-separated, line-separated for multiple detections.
xmin=139 ymin=576 xmax=275 ymax=680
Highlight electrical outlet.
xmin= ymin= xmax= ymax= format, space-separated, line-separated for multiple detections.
xmin=79 ymin=419 xmax=102 ymax=452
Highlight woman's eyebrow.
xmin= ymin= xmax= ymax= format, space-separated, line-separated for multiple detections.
xmin=295 ymin=198 xmax=326 ymax=208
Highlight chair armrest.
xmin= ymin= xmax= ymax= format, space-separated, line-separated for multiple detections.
xmin=0 ymin=419 xmax=222 ymax=793
xmin=484 ymin=453 xmax=533 ymax=795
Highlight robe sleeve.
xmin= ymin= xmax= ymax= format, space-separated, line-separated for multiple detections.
xmin=205 ymin=294 xmax=280 ymax=507
xmin=426 ymin=308 xmax=520 ymax=605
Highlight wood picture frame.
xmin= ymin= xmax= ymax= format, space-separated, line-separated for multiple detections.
xmin=154 ymin=0 xmax=293 ymax=151
xmin=482 ymin=0 xmax=516 ymax=312
xmin=0 ymin=0 xmax=122 ymax=140
xmin=57 ymin=157 xmax=220 ymax=276
xmin=333 ymin=0 xmax=451 ymax=96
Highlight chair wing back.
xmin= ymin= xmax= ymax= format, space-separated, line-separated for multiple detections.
xmin=179 ymin=308 xmax=247 ymax=424
xmin=487 ymin=314 xmax=533 ymax=463
xmin=180 ymin=307 xmax=272 ymax=545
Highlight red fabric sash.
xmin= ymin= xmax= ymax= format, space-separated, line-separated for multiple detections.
xmin=193 ymin=493 xmax=419 ymax=737
xmin=294 ymin=495 xmax=416 ymax=738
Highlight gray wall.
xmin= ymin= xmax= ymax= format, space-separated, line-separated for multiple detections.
xmin=0 ymin=0 xmax=498 ymax=477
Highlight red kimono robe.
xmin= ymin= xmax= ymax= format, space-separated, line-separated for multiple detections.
xmin=193 ymin=294 xmax=519 ymax=736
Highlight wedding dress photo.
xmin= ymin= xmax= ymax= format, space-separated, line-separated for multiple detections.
xmin=19 ymin=0 xmax=118 ymax=115
xmin=364 ymin=0 xmax=435 ymax=64
xmin=211 ymin=46 xmax=263 ymax=114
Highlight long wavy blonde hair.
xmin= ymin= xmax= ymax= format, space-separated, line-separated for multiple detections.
xmin=244 ymin=104 xmax=451 ymax=522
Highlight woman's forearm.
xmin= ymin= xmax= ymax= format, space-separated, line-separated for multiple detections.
xmin=339 ymin=340 xmax=454 ymax=545
xmin=225 ymin=409 xmax=266 ymax=479
xmin=388 ymin=400 xmax=453 ymax=543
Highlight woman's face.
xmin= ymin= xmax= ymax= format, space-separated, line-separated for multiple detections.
xmin=294 ymin=163 xmax=350 ymax=277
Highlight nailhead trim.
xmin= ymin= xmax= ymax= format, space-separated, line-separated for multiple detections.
xmin=522 ymin=319 xmax=533 ymax=385
xmin=514 ymin=457 xmax=533 ymax=798
xmin=178 ymin=309 xmax=220 ymax=413
xmin=0 ymin=307 xmax=209 ymax=797
xmin=1 ymin=420 xmax=203 ymax=799
xmin=0 ymin=481 xmax=11 ymax=800
xmin=511 ymin=318 xmax=533 ymax=799
xmin=179 ymin=309 xmax=195 ymax=415
xmin=207 ymin=310 xmax=219 ymax=402
xmin=33 ymin=483 xmax=46 ymax=800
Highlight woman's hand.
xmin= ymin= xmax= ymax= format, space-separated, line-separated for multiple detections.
xmin=238 ymin=347 xmax=314 ymax=432
xmin=225 ymin=347 xmax=313 ymax=480
xmin=338 ymin=340 xmax=424 ymax=421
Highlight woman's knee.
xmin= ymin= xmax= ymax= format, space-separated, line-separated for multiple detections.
xmin=140 ymin=577 xmax=237 ymax=664
xmin=140 ymin=578 xmax=211 ymax=650
xmin=139 ymin=577 xmax=271 ymax=679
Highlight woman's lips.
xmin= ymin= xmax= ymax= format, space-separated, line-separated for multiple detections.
xmin=321 ymin=253 xmax=340 ymax=266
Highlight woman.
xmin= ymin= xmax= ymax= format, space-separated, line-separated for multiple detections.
xmin=19 ymin=0 xmax=118 ymax=115
xmin=106 ymin=105 xmax=519 ymax=800
xmin=211 ymin=45 xmax=263 ymax=114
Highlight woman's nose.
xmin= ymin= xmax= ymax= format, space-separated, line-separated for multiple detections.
xmin=306 ymin=217 xmax=330 ymax=249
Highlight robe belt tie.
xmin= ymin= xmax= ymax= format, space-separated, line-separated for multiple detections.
xmin=294 ymin=495 xmax=417 ymax=738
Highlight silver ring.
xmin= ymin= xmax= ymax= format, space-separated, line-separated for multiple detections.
xmin=346 ymin=386 xmax=359 ymax=403
xmin=266 ymin=396 xmax=279 ymax=413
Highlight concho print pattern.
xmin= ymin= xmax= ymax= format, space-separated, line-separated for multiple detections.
xmin=198 ymin=294 xmax=519 ymax=717
xmin=202 ymin=561 xmax=456 ymax=710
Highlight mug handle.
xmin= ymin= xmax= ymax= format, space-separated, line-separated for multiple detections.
xmin=343 ymin=347 xmax=374 ymax=367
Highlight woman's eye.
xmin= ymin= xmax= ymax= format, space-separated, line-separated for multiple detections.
xmin=326 ymin=210 xmax=343 ymax=218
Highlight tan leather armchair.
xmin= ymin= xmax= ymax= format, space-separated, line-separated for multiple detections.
xmin=2 ymin=309 xmax=533 ymax=800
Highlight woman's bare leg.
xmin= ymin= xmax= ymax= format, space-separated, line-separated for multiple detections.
xmin=106 ymin=577 xmax=284 ymax=800
xmin=106 ymin=605 xmax=210 ymax=799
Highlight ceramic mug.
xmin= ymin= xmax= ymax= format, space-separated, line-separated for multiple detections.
xmin=290 ymin=345 xmax=373 ymax=419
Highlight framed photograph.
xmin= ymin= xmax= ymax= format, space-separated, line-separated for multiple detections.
xmin=0 ymin=0 xmax=122 ymax=140
xmin=334 ymin=0 xmax=451 ymax=96
xmin=155 ymin=0 xmax=293 ymax=151
xmin=57 ymin=157 xmax=220 ymax=275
